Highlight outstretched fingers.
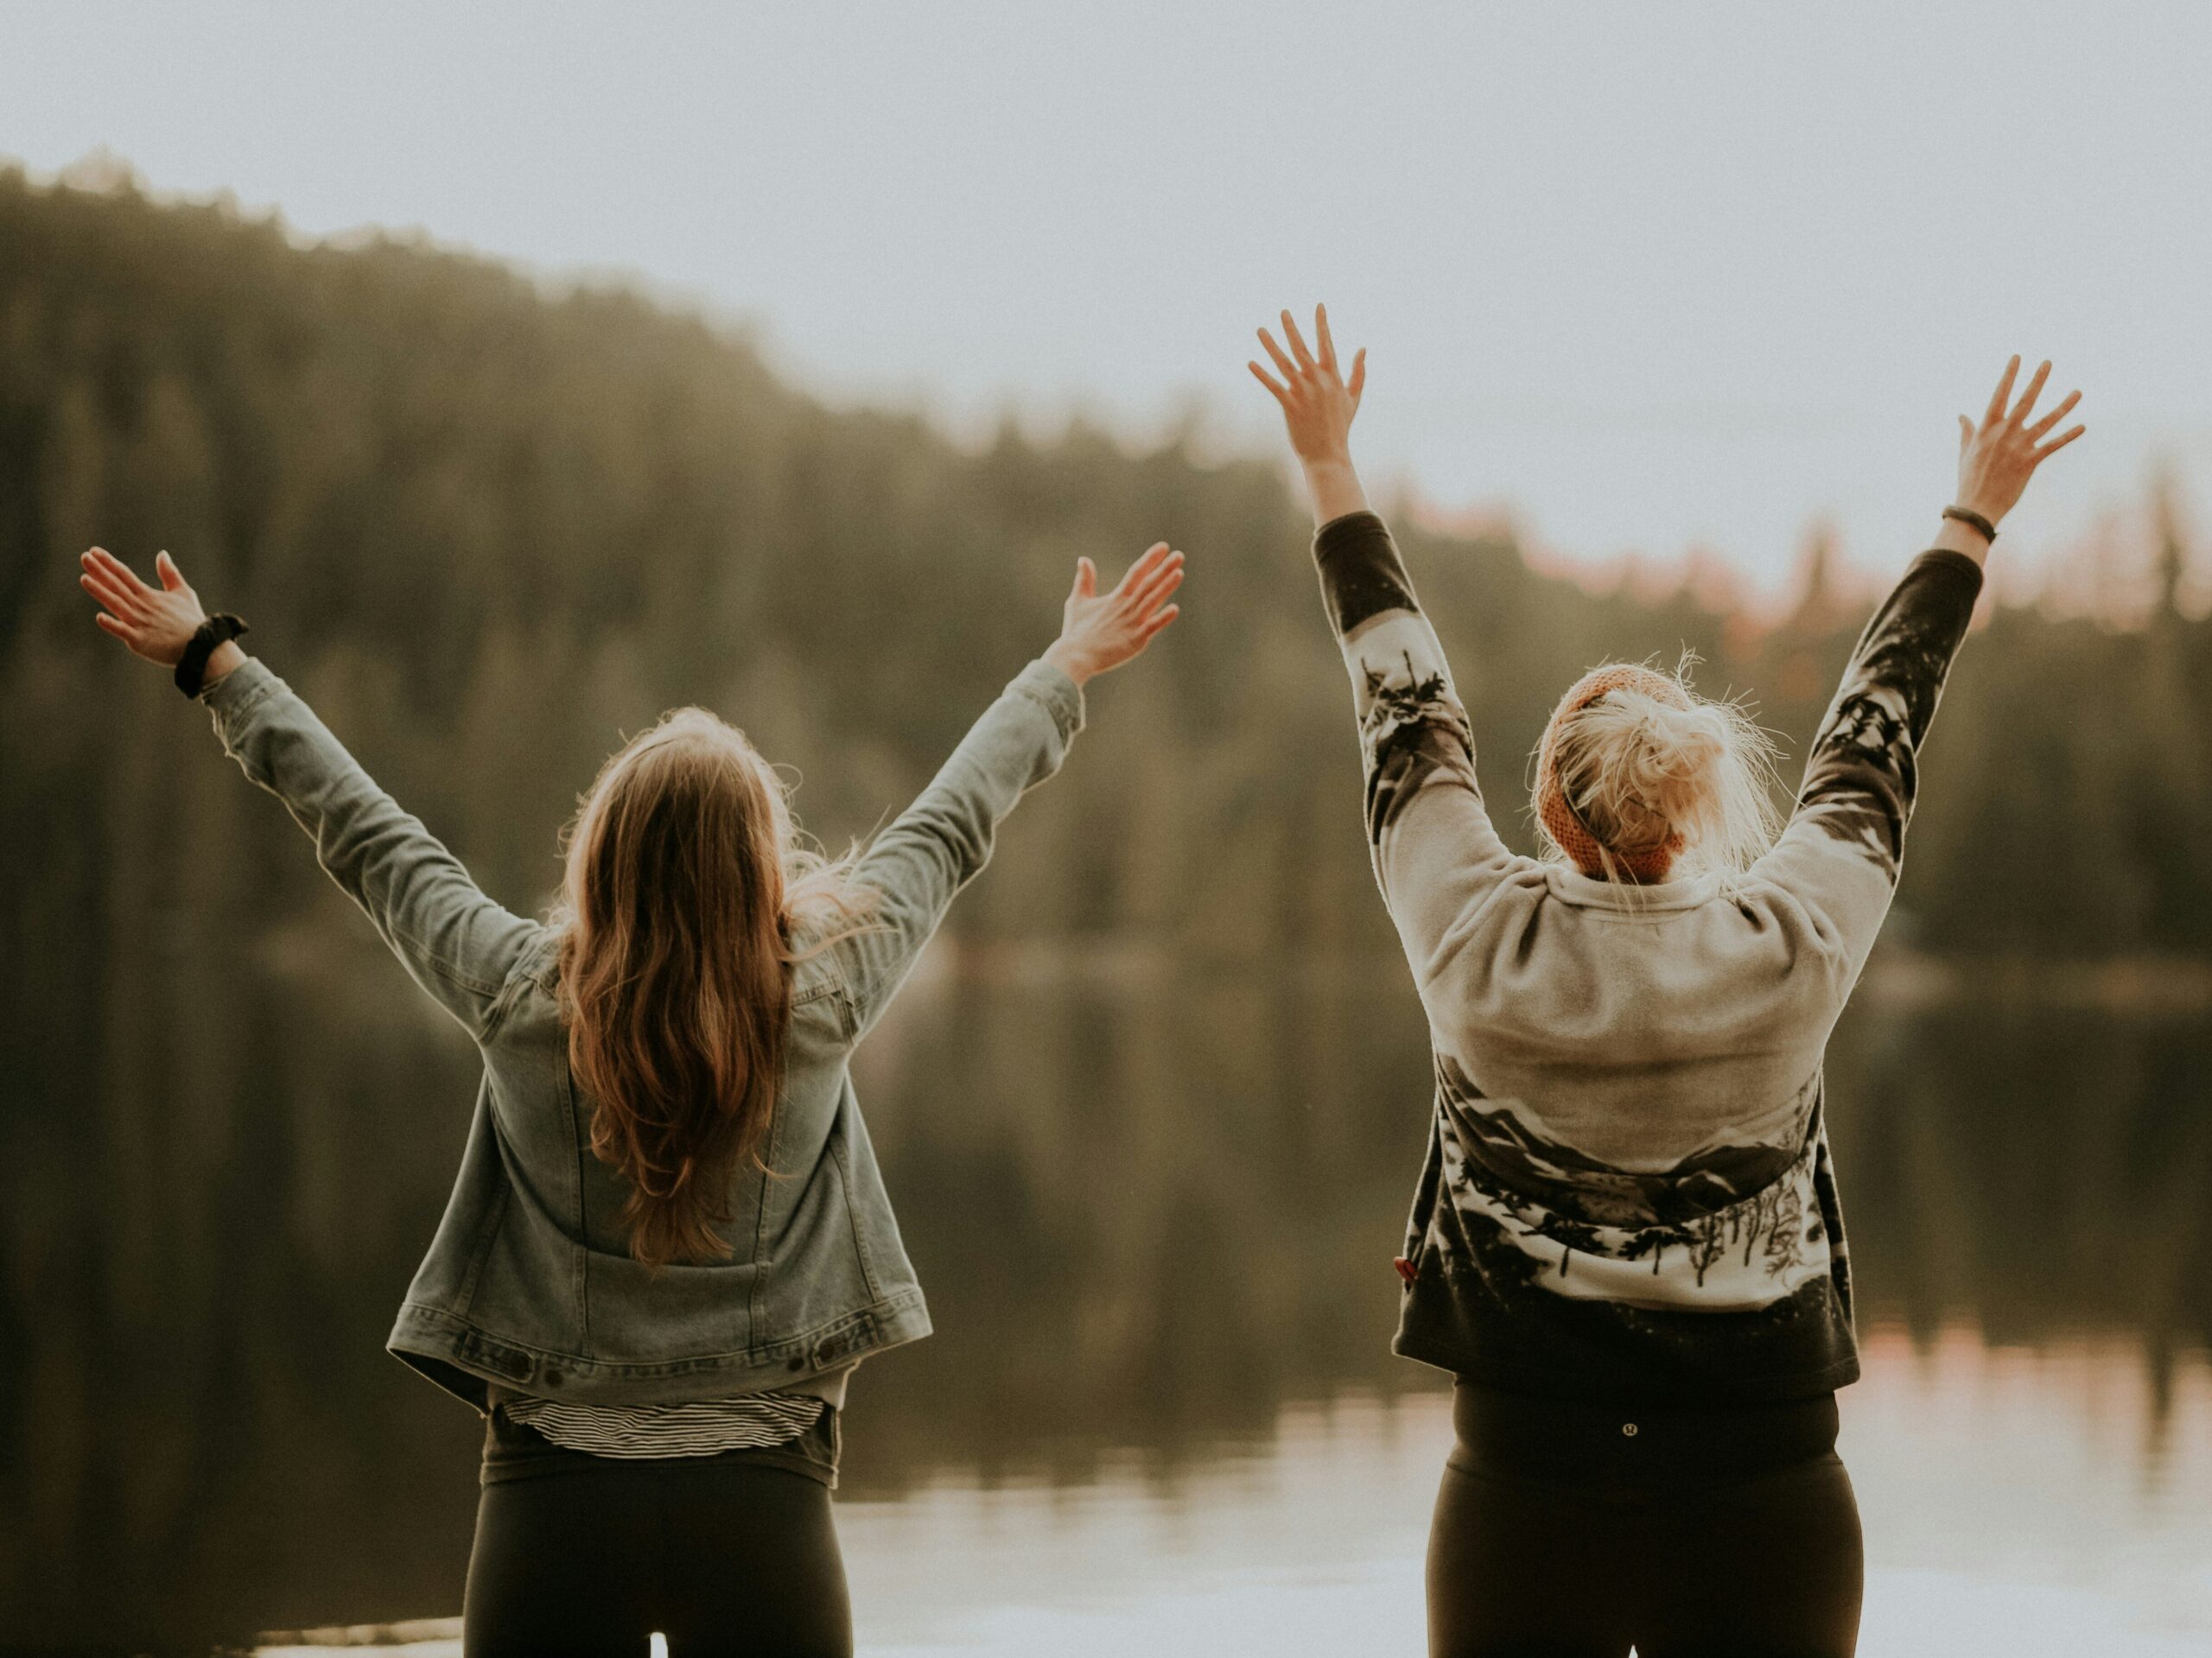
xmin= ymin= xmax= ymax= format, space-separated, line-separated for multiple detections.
xmin=1257 ymin=327 xmax=1299 ymax=383
xmin=1123 ymin=545 xmax=1194 ymax=606
xmin=81 ymin=571 xmax=130 ymax=614
xmin=1115 ymin=541 xmax=1174 ymax=593
xmin=79 ymin=556 xmax=144 ymax=620
xmin=2034 ymin=422 xmax=2087 ymax=461
xmin=1122 ymin=550 xmax=1185 ymax=611
xmin=1991 ymin=358 xmax=2025 ymax=429
xmin=80 ymin=573 xmax=146 ymax=650
xmin=1127 ymin=564 xmax=1185 ymax=619
xmin=1259 ymin=307 xmax=1363 ymax=396
xmin=81 ymin=548 xmax=147 ymax=606
xmin=85 ymin=546 xmax=153 ymax=598
xmin=1983 ymin=355 xmax=2021 ymax=428
xmin=2026 ymin=388 xmax=2082 ymax=441
xmin=2009 ymin=359 xmax=2052 ymax=424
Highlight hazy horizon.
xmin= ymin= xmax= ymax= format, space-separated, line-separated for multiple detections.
xmin=7 ymin=1 xmax=2209 ymax=600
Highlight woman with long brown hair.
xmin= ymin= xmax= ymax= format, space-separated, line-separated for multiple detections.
xmin=77 ymin=537 xmax=1183 ymax=1655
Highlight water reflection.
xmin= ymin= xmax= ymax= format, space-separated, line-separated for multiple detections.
xmin=841 ymin=1334 xmax=2212 ymax=1657
xmin=3 ymin=928 xmax=2208 ymax=1651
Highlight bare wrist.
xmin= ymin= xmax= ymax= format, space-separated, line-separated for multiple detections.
xmin=1300 ymin=454 xmax=1369 ymax=525
xmin=1930 ymin=515 xmax=1993 ymax=565
xmin=200 ymin=639 xmax=248 ymax=687
xmin=1041 ymin=640 xmax=1091 ymax=687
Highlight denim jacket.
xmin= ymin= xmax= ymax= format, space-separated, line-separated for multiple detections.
xmin=202 ymin=655 xmax=1084 ymax=1410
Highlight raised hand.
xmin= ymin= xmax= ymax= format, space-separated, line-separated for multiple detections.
xmin=79 ymin=547 xmax=218 ymax=667
xmin=1956 ymin=356 xmax=2085 ymax=527
xmin=1250 ymin=304 xmax=1366 ymax=467
xmin=1042 ymin=542 xmax=1184 ymax=686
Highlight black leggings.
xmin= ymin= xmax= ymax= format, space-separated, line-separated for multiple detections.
xmin=464 ymin=1421 xmax=850 ymax=1657
xmin=1429 ymin=1383 xmax=1862 ymax=1658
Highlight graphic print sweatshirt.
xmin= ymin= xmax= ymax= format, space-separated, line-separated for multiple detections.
xmin=1313 ymin=511 xmax=1984 ymax=1405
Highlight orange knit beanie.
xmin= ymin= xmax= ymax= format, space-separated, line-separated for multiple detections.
xmin=1535 ymin=664 xmax=1694 ymax=883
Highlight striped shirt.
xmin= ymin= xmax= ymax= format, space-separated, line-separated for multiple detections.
xmin=502 ymin=1388 xmax=827 ymax=1459
xmin=497 ymin=1365 xmax=851 ymax=1460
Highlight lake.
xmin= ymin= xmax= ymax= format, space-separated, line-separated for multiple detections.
xmin=4 ymin=934 xmax=2209 ymax=1655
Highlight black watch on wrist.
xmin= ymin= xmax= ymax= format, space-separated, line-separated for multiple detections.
xmin=1942 ymin=505 xmax=1998 ymax=545
xmin=175 ymin=613 xmax=249 ymax=698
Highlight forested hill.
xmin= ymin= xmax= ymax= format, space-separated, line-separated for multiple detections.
xmin=3 ymin=168 xmax=2208 ymax=990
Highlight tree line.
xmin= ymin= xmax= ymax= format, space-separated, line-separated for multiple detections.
xmin=3 ymin=165 xmax=2208 ymax=1027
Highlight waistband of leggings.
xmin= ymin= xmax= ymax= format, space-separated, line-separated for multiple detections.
xmin=1451 ymin=1381 xmax=1839 ymax=1488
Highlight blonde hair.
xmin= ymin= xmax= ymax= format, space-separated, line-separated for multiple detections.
xmin=553 ymin=708 xmax=871 ymax=1267
xmin=1534 ymin=656 xmax=1783 ymax=886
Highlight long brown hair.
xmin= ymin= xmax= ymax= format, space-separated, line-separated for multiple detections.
xmin=556 ymin=708 xmax=866 ymax=1267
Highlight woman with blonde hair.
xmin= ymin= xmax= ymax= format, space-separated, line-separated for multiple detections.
xmin=77 ymin=537 xmax=1182 ymax=1655
xmin=1253 ymin=309 xmax=2081 ymax=1658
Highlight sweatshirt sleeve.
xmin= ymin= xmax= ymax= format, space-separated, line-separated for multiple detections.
xmin=832 ymin=657 xmax=1084 ymax=1040
xmin=1313 ymin=511 xmax=1525 ymax=987
xmin=201 ymin=658 xmax=542 ymax=1039
xmin=1753 ymin=546 xmax=1984 ymax=980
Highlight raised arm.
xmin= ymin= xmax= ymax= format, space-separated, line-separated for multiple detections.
xmin=78 ymin=548 xmax=537 ymax=1039
xmin=834 ymin=542 xmax=1183 ymax=1039
xmin=1756 ymin=356 xmax=2085 ymax=976
xmin=1251 ymin=308 xmax=1522 ymax=984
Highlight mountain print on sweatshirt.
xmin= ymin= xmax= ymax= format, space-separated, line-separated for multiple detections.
xmin=1311 ymin=511 xmax=1984 ymax=1404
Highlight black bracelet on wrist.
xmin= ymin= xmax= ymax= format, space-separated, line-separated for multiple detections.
xmin=175 ymin=613 xmax=249 ymax=698
xmin=1942 ymin=505 xmax=1999 ymax=545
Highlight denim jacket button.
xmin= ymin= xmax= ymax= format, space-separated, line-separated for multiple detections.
xmin=542 ymin=1368 xmax=564 ymax=1388
xmin=786 ymin=1357 xmax=806 ymax=1372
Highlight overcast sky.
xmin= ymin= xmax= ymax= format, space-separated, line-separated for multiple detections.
xmin=6 ymin=1 xmax=2209 ymax=596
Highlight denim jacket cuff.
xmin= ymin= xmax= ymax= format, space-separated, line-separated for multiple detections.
xmin=1012 ymin=657 xmax=1085 ymax=744
xmin=199 ymin=656 xmax=281 ymax=728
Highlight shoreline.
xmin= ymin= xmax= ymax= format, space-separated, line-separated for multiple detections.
xmin=918 ymin=937 xmax=2212 ymax=1015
